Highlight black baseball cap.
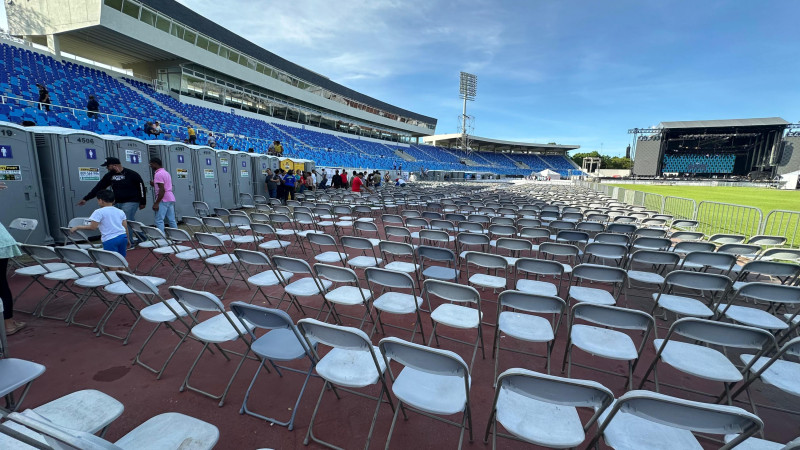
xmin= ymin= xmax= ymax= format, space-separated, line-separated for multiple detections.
xmin=101 ymin=157 xmax=121 ymax=167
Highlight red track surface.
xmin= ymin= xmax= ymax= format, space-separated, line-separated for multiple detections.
xmin=5 ymin=237 xmax=799 ymax=449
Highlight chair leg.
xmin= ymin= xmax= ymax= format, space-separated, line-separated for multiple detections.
xmin=384 ymin=399 xmax=403 ymax=450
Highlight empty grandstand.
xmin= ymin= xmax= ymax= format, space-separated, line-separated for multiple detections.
xmin=631 ymin=117 xmax=792 ymax=178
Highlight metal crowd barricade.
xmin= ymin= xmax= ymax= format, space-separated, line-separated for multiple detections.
xmin=696 ymin=201 xmax=763 ymax=238
xmin=761 ymin=210 xmax=800 ymax=248
xmin=663 ymin=196 xmax=697 ymax=222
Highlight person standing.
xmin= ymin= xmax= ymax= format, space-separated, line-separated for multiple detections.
xmin=319 ymin=169 xmax=328 ymax=190
xmin=207 ymin=133 xmax=216 ymax=148
xmin=283 ymin=169 xmax=296 ymax=203
xmin=78 ymin=157 xmax=146 ymax=245
xmin=351 ymin=172 xmax=363 ymax=195
xmin=0 ymin=182 xmax=24 ymax=335
xmin=332 ymin=169 xmax=342 ymax=189
xmin=149 ymin=158 xmax=177 ymax=232
xmin=36 ymin=83 xmax=51 ymax=111
xmin=265 ymin=168 xmax=278 ymax=198
xmin=187 ymin=126 xmax=197 ymax=145
xmin=86 ymin=95 xmax=100 ymax=119
xmin=341 ymin=170 xmax=349 ymax=189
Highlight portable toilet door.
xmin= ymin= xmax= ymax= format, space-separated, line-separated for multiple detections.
xmin=268 ymin=155 xmax=280 ymax=171
xmin=32 ymin=127 xmax=108 ymax=243
xmin=233 ymin=151 xmax=253 ymax=207
xmin=304 ymin=160 xmax=316 ymax=172
xmin=252 ymin=154 xmax=270 ymax=197
xmin=215 ymin=150 xmax=235 ymax=209
xmin=192 ymin=145 xmax=221 ymax=210
xmin=103 ymin=135 xmax=155 ymax=226
xmin=280 ymin=158 xmax=294 ymax=172
xmin=147 ymin=141 xmax=194 ymax=221
xmin=0 ymin=122 xmax=53 ymax=245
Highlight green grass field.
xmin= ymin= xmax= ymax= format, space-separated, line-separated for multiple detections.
xmin=606 ymin=184 xmax=800 ymax=214
xmin=606 ymin=184 xmax=800 ymax=246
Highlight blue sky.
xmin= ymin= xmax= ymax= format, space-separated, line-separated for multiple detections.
xmin=4 ymin=1 xmax=800 ymax=156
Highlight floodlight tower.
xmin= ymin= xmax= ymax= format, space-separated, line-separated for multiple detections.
xmin=458 ymin=72 xmax=477 ymax=154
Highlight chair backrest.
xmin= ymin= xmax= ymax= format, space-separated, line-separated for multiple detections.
xmin=632 ymin=237 xmax=671 ymax=250
xmin=419 ymin=229 xmax=451 ymax=243
xmin=571 ymin=264 xmax=626 ymax=284
xmin=87 ymin=248 xmax=130 ymax=269
xmin=572 ymin=303 xmax=653 ymax=332
xmin=488 ymin=224 xmax=516 ymax=237
xmin=314 ymin=263 xmax=359 ymax=284
xmin=737 ymin=260 xmax=800 ymax=281
xmin=496 ymin=368 xmax=613 ymax=425
xmin=307 ymin=232 xmax=338 ymax=248
xmin=233 ymin=248 xmax=273 ymax=267
xmin=382 ymin=214 xmax=404 ymax=225
xmin=465 ymin=251 xmax=507 ymax=271
xmin=670 ymin=231 xmax=704 ymax=241
xmin=759 ymin=248 xmax=800 ymax=262
xmin=606 ymin=223 xmax=637 ymax=234
xmin=195 ymin=232 xmax=227 ymax=249
xmin=672 ymin=241 xmax=715 ymax=254
xmin=495 ymin=237 xmax=533 ymax=253
xmin=709 ymin=234 xmax=746 ymax=245
xmin=556 ymin=230 xmax=590 ymax=243
xmin=170 ymin=286 xmax=225 ymax=313
xmin=203 ymin=216 xmax=228 ymax=230
xmin=5 ymin=411 xmax=121 ymax=450
xmin=20 ymin=244 xmax=60 ymax=263
xmin=354 ymin=220 xmax=379 ymax=234
xmin=230 ymin=301 xmax=297 ymax=333
xmin=498 ymin=290 xmax=565 ymax=316
xmin=634 ymin=228 xmax=667 ymax=239
xmin=423 ymin=279 xmax=480 ymax=305
xmin=385 ymin=225 xmax=412 ymax=239
xmin=181 ymin=216 xmax=204 ymax=230
xmin=540 ymin=242 xmax=580 ymax=259
xmin=365 ymin=266 xmax=415 ymax=289
xmin=518 ymin=227 xmax=550 ymax=240
xmin=576 ymin=221 xmax=605 ymax=233
xmin=456 ymin=232 xmax=490 ymax=248
xmin=298 ymin=318 xmax=373 ymax=351
xmin=379 ymin=336 xmax=469 ymax=378
xmin=598 ymin=390 xmax=762 ymax=449
xmin=627 ymin=249 xmax=680 ymax=267
xmin=682 ymin=251 xmax=737 ymax=271
xmin=593 ymin=232 xmax=629 ymax=246
xmin=515 ymin=257 xmax=564 ymax=277
xmin=733 ymin=282 xmax=800 ymax=305
xmin=662 ymin=270 xmax=731 ymax=292
xmin=417 ymin=245 xmax=456 ymax=264
xmin=164 ymin=227 xmax=193 ymax=244
xmin=405 ymin=217 xmax=429 ymax=229
xmin=55 ymin=247 xmax=94 ymax=265
xmin=747 ymin=235 xmax=787 ymax=247
xmin=340 ymin=235 xmax=374 ymax=251
xmin=717 ymin=244 xmax=761 ymax=257
xmin=272 ymin=255 xmax=313 ymax=275
xmin=115 ymin=271 xmax=160 ymax=296
xmin=584 ymin=242 xmax=628 ymax=259
xmin=378 ymin=240 xmax=414 ymax=258
xmin=228 ymin=214 xmax=251 ymax=228
xmin=669 ymin=317 xmax=776 ymax=351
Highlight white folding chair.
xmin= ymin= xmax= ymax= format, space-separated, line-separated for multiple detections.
xmin=485 ymin=368 xmax=613 ymax=450
xmin=341 ymin=235 xmax=383 ymax=269
xmin=313 ymin=263 xmax=375 ymax=330
xmin=592 ymin=390 xmax=762 ymax=450
xmin=424 ymin=279 xmax=485 ymax=370
xmin=115 ymin=272 xmax=197 ymax=378
xmin=562 ymin=303 xmax=655 ymax=389
xmin=0 ymin=302 xmax=45 ymax=414
xmin=365 ymin=267 xmax=426 ymax=343
xmin=272 ymin=255 xmax=332 ymax=318
xmin=651 ymin=270 xmax=732 ymax=321
xmin=298 ymin=318 xmax=394 ymax=450
xmin=568 ymin=263 xmax=627 ymax=307
xmin=639 ymin=317 xmax=776 ymax=404
xmin=14 ymin=243 xmax=70 ymax=305
xmin=492 ymin=291 xmax=565 ymax=382
xmin=379 ymin=337 xmax=473 ymax=450
xmin=170 ymin=286 xmax=257 ymax=406
xmin=716 ymin=283 xmax=800 ymax=337
xmin=732 ymin=336 xmax=800 ymax=419
xmin=230 ymin=302 xmax=317 ymax=430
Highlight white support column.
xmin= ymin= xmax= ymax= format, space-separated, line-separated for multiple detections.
xmin=46 ymin=34 xmax=61 ymax=57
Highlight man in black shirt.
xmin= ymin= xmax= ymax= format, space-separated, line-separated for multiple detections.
xmin=86 ymin=95 xmax=100 ymax=119
xmin=78 ymin=157 xmax=147 ymax=244
xmin=332 ymin=169 xmax=342 ymax=189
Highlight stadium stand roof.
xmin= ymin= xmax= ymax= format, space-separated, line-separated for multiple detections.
xmin=422 ymin=133 xmax=579 ymax=153
xmin=133 ymin=0 xmax=435 ymax=125
xmin=658 ymin=117 xmax=789 ymax=129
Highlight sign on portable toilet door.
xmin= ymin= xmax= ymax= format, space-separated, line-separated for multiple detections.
xmin=0 ymin=145 xmax=12 ymax=158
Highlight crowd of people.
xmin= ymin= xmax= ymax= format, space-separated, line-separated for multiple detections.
xmin=263 ymin=168 xmax=403 ymax=203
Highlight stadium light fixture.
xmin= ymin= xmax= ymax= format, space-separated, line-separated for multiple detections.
xmin=458 ymin=72 xmax=477 ymax=154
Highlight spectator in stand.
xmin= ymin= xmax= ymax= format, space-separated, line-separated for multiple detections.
xmin=283 ymin=169 xmax=296 ymax=203
xmin=248 ymin=148 xmax=255 ymax=153
xmin=70 ymin=190 xmax=129 ymax=257
xmin=351 ymin=172 xmax=364 ymax=195
xmin=274 ymin=141 xmax=284 ymax=156
xmin=144 ymin=121 xmax=161 ymax=138
xmin=332 ymin=170 xmax=342 ymax=189
xmin=86 ymin=95 xmax=100 ymax=119
xmin=0 ymin=182 xmax=24 ymax=335
xmin=36 ymin=83 xmax=51 ymax=111
xmin=78 ymin=157 xmax=146 ymax=246
xmin=341 ymin=170 xmax=349 ymax=189
xmin=207 ymin=133 xmax=216 ymax=148
xmin=149 ymin=158 xmax=177 ymax=232
xmin=187 ymin=126 xmax=197 ymax=145
xmin=265 ymin=168 xmax=278 ymax=198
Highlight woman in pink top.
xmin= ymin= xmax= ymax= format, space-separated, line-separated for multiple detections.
xmin=149 ymin=157 xmax=177 ymax=232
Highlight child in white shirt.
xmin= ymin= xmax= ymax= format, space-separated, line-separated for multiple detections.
xmin=70 ymin=190 xmax=129 ymax=257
